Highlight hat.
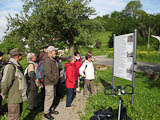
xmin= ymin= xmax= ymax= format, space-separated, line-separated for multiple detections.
xmin=27 ymin=53 xmax=36 ymax=61
xmin=43 ymin=45 xmax=49 ymax=49
xmin=47 ymin=46 xmax=58 ymax=53
xmin=0 ymin=52 xmax=4 ymax=57
xmin=9 ymin=48 xmax=22 ymax=57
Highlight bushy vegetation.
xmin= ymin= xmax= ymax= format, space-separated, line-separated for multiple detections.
xmin=81 ymin=67 xmax=160 ymax=120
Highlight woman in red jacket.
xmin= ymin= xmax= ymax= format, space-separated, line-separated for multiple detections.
xmin=74 ymin=51 xmax=82 ymax=92
xmin=65 ymin=55 xmax=76 ymax=107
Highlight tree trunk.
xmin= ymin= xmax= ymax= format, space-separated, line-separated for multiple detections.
xmin=147 ymin=27 xmax=151 ymax=49
xmin=70 ymin=44 xmax=74 ymax=55
xmin=158 ymin=40 xmax=160 ymax=51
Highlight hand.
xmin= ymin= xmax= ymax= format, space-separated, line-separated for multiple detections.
xmin=59 ymin=54 xmax=62 ymax=57
xmin=35 ymin=79 xmax=43 ymax=88
xmin=0 ymin=93 xmax=5 ymax=99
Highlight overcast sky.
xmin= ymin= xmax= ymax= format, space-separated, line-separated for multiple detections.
xmin=0 ymin=0 xmax=160 ymax=40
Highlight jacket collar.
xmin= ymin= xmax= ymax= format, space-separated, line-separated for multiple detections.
xmin=28 ymin=61 xmax=36 ymax=64
xmin=9 ymin=58 xmax=20 ymax=67
xmin=48 ymin=56 xmax=56 ymax=62
xmin=85 ymin=60 xmax=90 ymax=63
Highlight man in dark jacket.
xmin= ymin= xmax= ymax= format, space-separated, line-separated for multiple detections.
xmin=0 ymin=52 xmax=6 ymax=113
xmin=39 ymin=46 xmax=48 ymax=61
xmin=43 ymin=46 xmax=59 ymax=120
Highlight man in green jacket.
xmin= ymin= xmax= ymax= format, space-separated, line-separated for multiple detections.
xmin=43 ymin=46 xmax=59 ymax=120
xmin=1 ymin=48 xmax=27 ymax=120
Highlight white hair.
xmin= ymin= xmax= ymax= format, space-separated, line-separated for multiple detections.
xmin=27 ymin=53 xmax=36 ymax=61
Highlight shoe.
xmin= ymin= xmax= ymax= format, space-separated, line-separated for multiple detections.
xmin=44 ymin=113 xmax=54 ymax=120
xmin=85 ymin=94 xmax=89 ymax=98
xmin=50 ymin=107 xmax=59 ymax=115
xmin=76 ymin=90 xmax=81 ymax=93
xmin=27 ymin=107 xmax=34 ymax=111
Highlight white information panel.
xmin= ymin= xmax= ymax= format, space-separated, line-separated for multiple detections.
xmin=114 ymin=33 xmax=134 ymax=81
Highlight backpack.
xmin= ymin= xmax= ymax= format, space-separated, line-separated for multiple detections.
xmin=60 ymin=69 xmax=66 ymax=83
xmin=59 ymin=64 xmax=72 ymax=83
xmin=24 ymin=63 xmax=35 ymax=82
xmin=0 ymin=61 xmax=6 ymax=82
xmin=90 ymin=107 xmax=113 ymax=120
xmin=80 ymin=64 xmax=87 ymax=81
xmin=0 ymin=62 xmax=16 ymax=82
xmin=36 ymin=60 xmax=44 ymax=82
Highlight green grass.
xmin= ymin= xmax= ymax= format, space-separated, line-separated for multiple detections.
xmin=93 ymin=31 xmax=112 ymax=45
xmin=78 ymin=31 xmax=112 ymax=56
xmin=136 ymin=50 xmax=160 ymax=64
xmin=79 ymin=47 xmax=112 ymax=56
xmin=81 ymin=67 xmax=160 ymax=120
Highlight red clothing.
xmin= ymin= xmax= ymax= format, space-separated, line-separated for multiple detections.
xmin=75 ymin=59 xmax=82 ymax=77
xmin=65 ymin=62 xmax=77 ymax=88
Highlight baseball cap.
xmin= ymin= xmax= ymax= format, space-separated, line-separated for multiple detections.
xmin=9 ymin=48 xmax=22 ymax=57
xmin=47 ymin=46 xmax=58 ymax=53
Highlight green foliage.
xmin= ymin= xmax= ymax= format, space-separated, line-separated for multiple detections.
xmin=92 ymin=0 xmax=160 ymax=50
xmin=81 ymin=67 xmax=160 ymax=120
xmin=3 ymin=0 xmax=104 ymax=53
xmin=124 ymin=0 xmax=142 ymax=18
xmin=0 ymin=32 xmax=26 ymax=54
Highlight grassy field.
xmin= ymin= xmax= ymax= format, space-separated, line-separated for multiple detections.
xmin=81 ymin=67 xmax=160 ymax=120
xmin=78 ymin=31 xmax=112 ymax=56
xmin=93 ymin=31 xmax=112 ymax=45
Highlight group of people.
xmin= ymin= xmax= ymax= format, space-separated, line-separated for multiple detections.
xmin=0 ymin=46 xmax=96 ymax=120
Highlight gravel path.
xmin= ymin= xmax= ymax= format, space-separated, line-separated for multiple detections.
xmin=43 ymin=91 xmax=87 ymax=120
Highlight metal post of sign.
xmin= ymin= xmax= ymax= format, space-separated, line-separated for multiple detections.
xmin=131 ymin=29 xmax=137 ymax=104
xmin=112 ymin=34 xmax=116 ymax=89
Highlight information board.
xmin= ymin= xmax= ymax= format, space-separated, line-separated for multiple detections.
xmin=113 ymin=33 xmax=134 ymax=81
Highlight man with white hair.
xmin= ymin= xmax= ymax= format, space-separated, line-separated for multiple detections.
xmin=43 ymin=46 xmax=59 ymax=120
xmin=26 ymin=53 xmax=39 ymax=111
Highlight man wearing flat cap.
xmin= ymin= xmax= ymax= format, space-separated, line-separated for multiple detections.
xmin=1 ymin=48 xmax=28 ymax=120
xmin=43 ymin=46 xmax=59 ymax=120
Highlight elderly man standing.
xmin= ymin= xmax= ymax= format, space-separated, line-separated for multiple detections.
xmin=1 ymin=48 xmax=27 ymax=120
xmin=43 ymin=46 xmax=59 ymax=120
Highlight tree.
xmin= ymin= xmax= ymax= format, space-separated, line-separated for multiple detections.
xmin=137 ymin=13 xmax=157 ymax=48
xmin=124 ymin=0 xmax=142 ymax=18
xmin=0 ymin=30 xmax=25 ymax=54
xmin=5 ymin=0 xmax=104 ymax=54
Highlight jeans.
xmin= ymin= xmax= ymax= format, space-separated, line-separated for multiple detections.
xmin=66 ymin=88 xmax=74 ymax=107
